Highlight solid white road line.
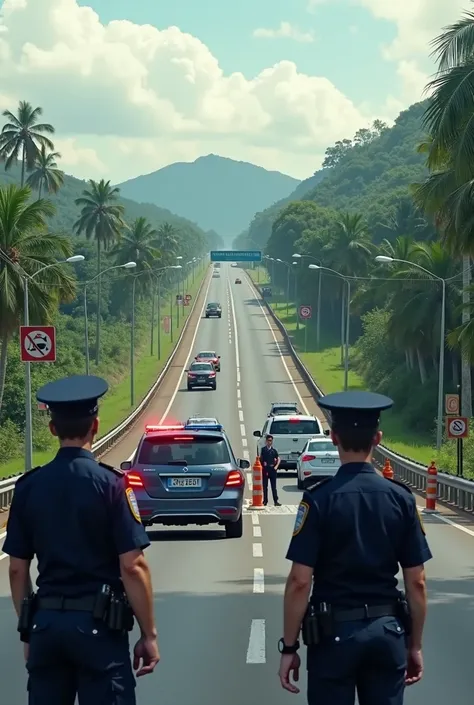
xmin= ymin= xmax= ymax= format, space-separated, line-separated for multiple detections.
xmin=246 ymin=619 xmax=266 ymax=664
xmin=253 ymin=542 xmax=263 ymax=558
xmin=253 ymin=526 xmax=262 ymax=538
xmin=253 ymin=568 xmax=265 ymax=593
xmin=245 ymin=278 xmax=310 ymax=415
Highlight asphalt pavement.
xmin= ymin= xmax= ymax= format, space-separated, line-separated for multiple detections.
xmin=1 ymin=263 xmax=474 ymax=703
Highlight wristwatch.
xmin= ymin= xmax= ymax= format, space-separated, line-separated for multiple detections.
xmin=278 ymin=638 xmax=300 ymax=654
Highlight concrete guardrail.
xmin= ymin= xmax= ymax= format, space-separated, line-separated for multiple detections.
xmin=250 ymin=275 xmax=474 ymax=515
xmin=0 ymin=267 xmax=210 ymax=513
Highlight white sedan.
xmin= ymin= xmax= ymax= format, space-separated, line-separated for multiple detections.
xmin=296 ymin=437 xmax=340 ymax=489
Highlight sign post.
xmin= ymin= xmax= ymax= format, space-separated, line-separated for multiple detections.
xmin=210 ymin=250 xmax=262 ymax=263
xmin=299 ymin=306 xmax=312 ymax=353
xmin=446 ymin=391 xmax=464 ymax=476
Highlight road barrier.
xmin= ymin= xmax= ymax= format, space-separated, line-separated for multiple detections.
xmin=0 ymin=267 xmax=210 ymax=512
xmin=424 ymin=462 xmax=438 ymax=513
xmin=248 ymin=274 xmax=474 ymax=515
xmin=250 ymin=456 xmax=264 ymax=509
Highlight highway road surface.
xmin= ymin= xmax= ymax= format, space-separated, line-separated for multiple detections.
xmin=1 ymin=263 xmax=474 ymax=703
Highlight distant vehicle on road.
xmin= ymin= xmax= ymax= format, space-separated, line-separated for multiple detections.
xmin=212 ymin=270 xmax=220 ymax=278
xmin=235 ymin=278 xmax=241 ymax=284
xmin=186 ymin=416 xmax=221 ymax=427
xmin=121 ymin=421 xmax=249 ymax=538
xmin=231 ymin=263 xmax=238 ymax=268
xmin=296 ymin=437 xmax=340 ymax=489
xmin=261 ymin=286 xmax=272 ymax=298
xmin=253 ymin=414 xmax=325 ymax=470
xmin=186 ymin=361 xmax=217 ymax=391
xmin=268 ymin=401 xmax=301 ymax=417
xmin=195 ymin=350 xmax=220 ymax=371
xmin=205 ymin=302 xmax=221 ymax=318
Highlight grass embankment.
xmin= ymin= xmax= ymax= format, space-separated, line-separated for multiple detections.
xmin=0 ymin=267 xmax=208 ymax=479
xmin=247 ymin=267 xmax=436 ymax=466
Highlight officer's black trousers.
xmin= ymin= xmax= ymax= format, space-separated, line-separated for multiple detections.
xmin=26 ymin=609 xmax=136 ymax=705
xmin=306 ymin=616 xmax=407 ymax=705
xmin=263 ymin=468 xmax=279 ymax=504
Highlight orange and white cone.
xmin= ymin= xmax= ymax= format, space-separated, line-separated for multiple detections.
xmin=249 ymin=456 xmax=265 ymax=509
xmin=423 ymin=461 xmax=439 ymax=514
xmin=382 ymin=459 xmax=394 ymax=480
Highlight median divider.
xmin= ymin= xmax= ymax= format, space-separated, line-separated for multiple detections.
xmin=0 ymin=266 xmax=211 ymax=511
xmin=246 ymin=272 xmax=474 ymax=516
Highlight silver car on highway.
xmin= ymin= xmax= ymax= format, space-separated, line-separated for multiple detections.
xmin=121 ymin=422 xmax=249 ymax=538
xmin=296 ymin=437 xmax=340 ymax=489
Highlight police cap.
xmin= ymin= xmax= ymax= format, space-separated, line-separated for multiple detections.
xmin=36 ymin=375 xmax=108 ymax=418
xmin=318 ymin=391 xmax=393 ymax=430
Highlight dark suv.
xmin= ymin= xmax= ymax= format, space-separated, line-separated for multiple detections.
xmin=205 ymin=302 xmax=221 ymax=318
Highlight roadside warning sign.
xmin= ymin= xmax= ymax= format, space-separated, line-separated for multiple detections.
xmin=20 ymin=326 xmax=56 ymax=362
xmin=446 ymin=417 xmax=469 ymax=439
xmin=299 ymin=305 xmax=312 ymax=320
xmin=445 ymin=394 xmax=460 ymax=415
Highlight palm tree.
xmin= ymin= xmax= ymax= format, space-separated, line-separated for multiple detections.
xmin=74 ymin=179 xmax=126 ymax=366
xmin=111 ymin=216 xmax=161 ymax=296
xmin=0 ymin=184 xmax=76 ymax=415
xmin=26 ymin=146 xmax=64 ymax=199
xmin=323 ymin=213 xmax=374 ymax=276
xmin=0 ymin=102 xmax=55 ymax=186
xmin=156 ymin=222 xmax=178 ymax=265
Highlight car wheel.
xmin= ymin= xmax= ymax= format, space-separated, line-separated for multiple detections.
xmin=297 ymin=477 xmax=304 ymax=490
xmin=212 ymin=384 xmax=217 ymax=390
xmin=225 ymin=513 xmax=243 ymax=539
xmin=187 ymin=385 xmax=193 ymax=391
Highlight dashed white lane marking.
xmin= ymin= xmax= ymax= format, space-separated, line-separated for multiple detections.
xmin=239 ymin=409 xmax=244 ymax=422
xmin=237 ymin=399 xmax=242 ymax=409
xmin=240 ymin=424 xmax=246 ymax=437
xmin=251 ymin=513 xmax=260 ymax=526
xmin=246 ymin=472 xmax=253 ymax=490
xmin=244 ymin=501 xmax=299 ymax=514
xmin=247 ymin=619 xmax=266 ymax=664
xmin=237 ymin=389 xmax=241 ymax=399
xmin=253 ymin=526 xmax=262 ymax=538
xmin=253 ymin=568 xmax=265 ymax=593
xmin=242 ymin=438 xmax=248 ymax=447
xmin=243 ymin=450 xmax=250 ymax=460
xmin=253 ymin=543 xmax=263 ymax=558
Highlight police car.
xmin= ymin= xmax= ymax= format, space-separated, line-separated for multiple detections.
xmin=121 ymin=422 xmax=249 ymax=538
xmin=186 ymin=416 xmax=221 ymax=427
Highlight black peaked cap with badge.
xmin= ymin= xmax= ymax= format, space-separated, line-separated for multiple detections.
xmin=36 ymin=375 xmax=109 ymax=418
xmin=318 ymin=391 xmax=394 ymax=430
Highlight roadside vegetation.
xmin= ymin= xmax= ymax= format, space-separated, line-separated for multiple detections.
xmin=0 ymin=100 xmax=214 ymax=477
xmin=241 ymin=7 xmax=474 ymax=479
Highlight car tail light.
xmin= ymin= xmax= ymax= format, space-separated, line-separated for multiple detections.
xmin=301 ymin=454 xmax=316 ymax=462
xmin=225 ymin=470 xmax=245 ymax=488
xmin=303 ymin=471 xmax=312 ymax=477
xmin=209 ymin=372 xmax=216 ymax=377
xmin=188 ymin=373 xmax=196 ymax=378
xmin=289 ymin=417 xmax=300 ymax=423
xmin=173 ymin=436 xmax=195 ymax=441
xmin=126 ymin=472 xmax=144 ymax=488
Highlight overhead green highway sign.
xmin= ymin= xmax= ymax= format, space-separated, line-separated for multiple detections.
xmin=210 ymin=250 xmax=262 ymax=262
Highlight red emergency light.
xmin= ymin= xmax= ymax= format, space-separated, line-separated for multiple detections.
xmin=145 ymin=424 xmax=185 ymax=433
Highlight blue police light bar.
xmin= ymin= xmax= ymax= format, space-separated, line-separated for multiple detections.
xmin=184 ymin=423 xmax=223 ymax=432
xmin=210 ymin=250 xmax=261 ymax=262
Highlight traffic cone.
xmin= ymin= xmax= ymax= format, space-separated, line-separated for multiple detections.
xmin=423 ymin=461 xmax=439 ymax=514
xmin=249 ymin=456 xmax=264 ymax=509
xmin=382 ymin=459 xmax=394 ymax=480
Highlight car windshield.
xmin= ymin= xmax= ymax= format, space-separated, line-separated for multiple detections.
xmin=207 ymin=303 xmax=218 ymax=308
xmin=198 ymin=352 xmax=215 ymax=358
xmin=272 ymin=406 xmax=297 ymax=414
xmin=308 ymin=441 xmax=337 ymax=453
xmin=187 ymin=418 xmax=217 ymax=425
xmin=138 ymin=436 xmax=230 ymax=465
xmin=270 ymin=419 xmax=321 ymax=435
xmin=190 ymin=363 xmax=212 ymax=371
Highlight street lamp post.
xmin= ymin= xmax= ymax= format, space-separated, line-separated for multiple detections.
xmin=309 ymin=264 xmax=350 ymax=391
xmin=176 ymin=256 xmax=183 ymax=328
xmin=276 ymin=259 xmax=292 ymax=317
xmin=84 ymin=262 xmax=137 ymax=375
xmin=24 ymin=254 xmax=85 ymax=471
xmin=293 ymin=253 xmax=322 ymax=349
xmin=376 ymin=255 xmax=447 ymax=450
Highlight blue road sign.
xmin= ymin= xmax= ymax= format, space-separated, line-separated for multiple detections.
xmin=210 ymin=250 xmax=262 ymax=262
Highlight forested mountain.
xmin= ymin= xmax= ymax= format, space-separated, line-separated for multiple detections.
xmin=0 ymin=162 xmax=220 ymax=246
xmin=236 ymin=103 xmax=429 ymax=250
xmin=117 ymin=154 xmax=300 ymax=240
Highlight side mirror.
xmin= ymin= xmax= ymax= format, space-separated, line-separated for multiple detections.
xmin=324 ymin=429 xmax=330 ymax=436
xmin=253 ymin=430 xmax=262 ymax=438
xmin=239 ymin=459 xmax=250 ymax=470
xmin=218 ymin=355 xmax=221 ymax=359
xmin=120 ymin=461 xmax=132 ymax=471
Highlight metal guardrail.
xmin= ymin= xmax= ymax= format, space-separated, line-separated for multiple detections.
xmin=250 ymin=276 xmax=474 ymax=514
xmin=0 ymin=267 xmax=210 ymax=512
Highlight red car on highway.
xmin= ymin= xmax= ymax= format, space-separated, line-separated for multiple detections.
xmin=195 ymin=350 xmax=220 ymax=372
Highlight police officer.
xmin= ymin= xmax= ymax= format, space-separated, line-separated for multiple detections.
xmin=3 ymin=375 xmax=159 ymax=704
xmin=260 ymin=434 xmax=281 ymax=506
xmin=278 ymin=391 xmax=432 ymax=704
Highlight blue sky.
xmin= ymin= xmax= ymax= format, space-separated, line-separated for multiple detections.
xmin=78 ymin=0 xmax=399 ymax=112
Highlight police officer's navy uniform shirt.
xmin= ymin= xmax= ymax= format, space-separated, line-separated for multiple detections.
xmin=260 ymin=446 xmax=279 ymax=469
xmin=287 ymin=462 xmax=432 ymax=607
xmin=3 ymin=447 xmax=150 ymax=598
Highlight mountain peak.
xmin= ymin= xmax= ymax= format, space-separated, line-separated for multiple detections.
xmin=118 ymin=155 xmax=300 ymax=238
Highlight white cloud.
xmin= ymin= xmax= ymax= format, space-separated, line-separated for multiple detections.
xmin=0 ymin=0 xmax=378 ymax=182
xmin=253 ymin=21 xmax=314 ymax=43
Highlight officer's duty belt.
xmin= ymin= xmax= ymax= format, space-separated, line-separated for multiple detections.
xmin=37 ymin=596 xmax=96 ymax=612
xmin=332 ymin=604 xmax=398 ymax=622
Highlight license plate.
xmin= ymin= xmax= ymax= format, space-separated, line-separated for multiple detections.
xmin=291 ymin=451 xmax=300 ymax=457
xmin=198 ymin=377 xmax=206 ymax=382
xmin=321 ymin=458 xmax=336 ymax=464
xmin=168 ymin=477 xmax=202 ymax=488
